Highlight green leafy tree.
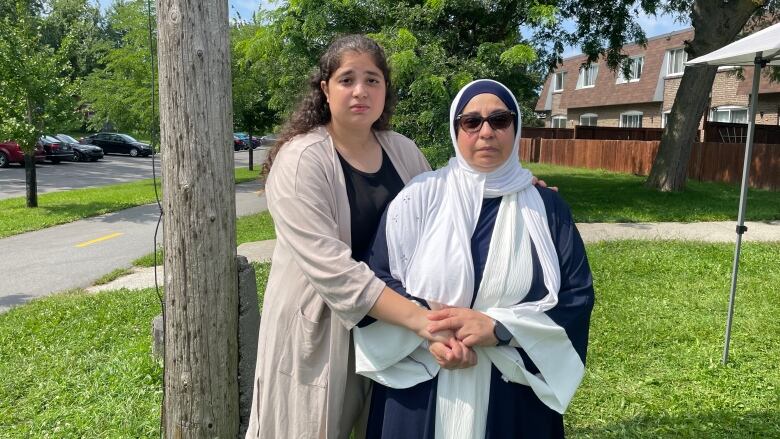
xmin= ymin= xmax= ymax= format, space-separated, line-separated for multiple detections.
xmin=232 ymin=22 xmax=278 ymax=138
xmin=79 ymin=0 xmax=157 ymax=137
xmin=0 ymin=1 xmax=70 ymax=207
xmin=238 ymin=0 xmax=548 ymax=168
xmin=40 ymin=0 xmax=109 ymax=80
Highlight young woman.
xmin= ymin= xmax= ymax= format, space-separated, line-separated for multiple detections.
xmin=244 ymin=35 xmax=475 ymax=439
xmin=354 ymin=79 xmax=595 ymax=438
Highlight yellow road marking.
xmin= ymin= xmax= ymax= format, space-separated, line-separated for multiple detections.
xmin=76 ymin=232 xmax=124 ymax=248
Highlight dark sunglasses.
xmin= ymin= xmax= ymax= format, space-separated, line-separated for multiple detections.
xmin=456 ymin=110 xmax=516 ymax=133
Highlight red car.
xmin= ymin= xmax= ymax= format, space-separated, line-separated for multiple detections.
xmin=0 ymin=141 xmax=46 ymax=168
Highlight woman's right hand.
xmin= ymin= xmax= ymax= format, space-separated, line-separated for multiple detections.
xmin=429 ymin=338 xmax=478 ymax=369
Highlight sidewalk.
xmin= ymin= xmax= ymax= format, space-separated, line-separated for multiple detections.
xmin=87 ymin=220 xmax=780 ymax=292
xmin=88 ymin=240 xmax=276 ymax=292
xmin=577 ymin=220 xmax=780 ymax=243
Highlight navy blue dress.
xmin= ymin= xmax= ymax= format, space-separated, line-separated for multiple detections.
xmin=360 ymin=187 xmax=595 ymax=439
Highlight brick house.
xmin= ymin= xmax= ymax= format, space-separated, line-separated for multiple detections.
xmin=535 ymin=28 xmax=780 ymax=129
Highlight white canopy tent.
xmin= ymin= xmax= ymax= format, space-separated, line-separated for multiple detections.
xmin=686 ymin=21 xmax=780 ymax=364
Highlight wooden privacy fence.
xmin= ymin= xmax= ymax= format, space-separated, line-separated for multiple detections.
xmin=702 ymin=121 xmax=780 ymax=144
xmin=573 ymin=125 xmax=666 ymax=141
xmin=521 ymin=127 xmax=574 ymax=139
xmin=519 ymin=138 xmax=780 ymax=190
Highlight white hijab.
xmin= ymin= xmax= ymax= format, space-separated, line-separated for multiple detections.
xmin=385 ymin=79 xmax=544 ymax=309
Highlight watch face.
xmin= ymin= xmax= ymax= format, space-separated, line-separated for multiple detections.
xmin=494 ymin=321 xmax=512 ymax=344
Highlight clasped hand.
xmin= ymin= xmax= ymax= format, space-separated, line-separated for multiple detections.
xmin=423 ymin=307 xmax=498 ymax=370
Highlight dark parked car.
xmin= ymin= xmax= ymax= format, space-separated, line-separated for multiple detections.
xmin=55 ymin=134 xmax=104 ymax=162
xmin=0 ymin=141 xmax=45 ymax=167
xmin=234 ymin=132 xmax=260 ymax=149
xmin=37 ymin=135 xmax=74 ymax=163
xmin=233 ymin=134 xmax=247 ymax=151
xmin=80 ymin=133 xmax=153 ymax=157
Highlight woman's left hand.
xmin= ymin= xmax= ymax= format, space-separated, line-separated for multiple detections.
xmin=426 ymin=308 xmax=498 ymax=347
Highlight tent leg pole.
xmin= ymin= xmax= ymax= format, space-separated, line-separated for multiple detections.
xmin=722 ymin=234 xmax=743 ymax=364
xmin=722 ymin=54 xmax=763 ymax=365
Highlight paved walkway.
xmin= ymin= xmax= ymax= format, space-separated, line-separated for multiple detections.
xmin=88 ymin=220 xmax=780 ymax=292
xmin=577 ymin=220 xmax=780 ymax=243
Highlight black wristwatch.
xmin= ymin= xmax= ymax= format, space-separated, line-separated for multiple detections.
xmin=493 ymin=319 xmax=512 ymax=346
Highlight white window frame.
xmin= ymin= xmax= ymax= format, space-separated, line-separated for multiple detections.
xmin=576 ymin=64 xmax=598 ymax=89
xmin=551 ymin=115 xmax=567 ymax=128
xmin=709 ymin=106 xmax=749 ymax=124
xmin=667 ymin=48 xmax=687 ymax=77
xmin=617 ymin=56 xmax=644 ymax=84
xmin=661 ymin=110 xmax=672 ymax=128
xmin=620 ymin=111 xmax=643 ymax=128
xmin=579 ymin=113 xmax=598 ymax=126
xmin=553 ymin=71 xmax=565 ymax=92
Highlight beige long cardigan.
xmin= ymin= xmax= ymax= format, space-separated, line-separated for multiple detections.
xmin=245 ymin=126 xmax=431 ymax=439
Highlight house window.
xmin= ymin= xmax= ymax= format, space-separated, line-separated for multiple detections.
xmin=620 ymin=111 xmax=643 ymax=128
xmin=710 ymin=106 xmax=748 ymax=124
xmin=551 ymin=116 xmax=567 ymax=128
xmin=579 ymin=113 xmax=598 ymax=126
xmin=662 ymin=110 xmax=671 ymax=128
xmin=667 ymin=48 xmax=687 ymax=76
xmin=617 ymin=56 xmax=644 ymax=83
xmin=577 ymin=64 xmax=598 ymax=88
xmin=553 ymin=72 xmax=566 ymax=92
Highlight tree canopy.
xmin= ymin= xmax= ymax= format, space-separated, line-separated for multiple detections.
xmin=79 ymin=0 xmax=158 ymax=136
xmin=235 ymin=0 xmax=551 ymax=166
xmin=0 ymin=0 xmax=70 ymax=151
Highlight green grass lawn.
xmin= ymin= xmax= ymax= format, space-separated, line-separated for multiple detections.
xmin=567 ymin=241 xmax=780 ymax=437
xmin=2 ymin=242 xmax=778 ymax=437
xmin=527 ymin=163 xmax=780 ymax=223
xmin=0 ymin=262 xmax=269 ymax=438
xmin=0 ymin=168 xmax=260 ymax=239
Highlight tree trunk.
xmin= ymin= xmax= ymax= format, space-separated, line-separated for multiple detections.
xmin=645 ymin=0 xmax=763 ymax=191
xmin=24 ymin=153 xmax=38 ymax=208
xmin=157 ymin=0 xmax=239 ymax=436
xmin=248 ymin=128 xmax=253 ymax=171
xmin=23 ymin=97 xmax=39 ymax=208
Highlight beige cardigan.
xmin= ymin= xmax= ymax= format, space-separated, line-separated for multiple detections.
xmin=245 ymin=126 xmax=431 ymax=439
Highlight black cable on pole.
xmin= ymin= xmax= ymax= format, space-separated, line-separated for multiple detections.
xmin=144 ymin=0 xmax=165 ymax=436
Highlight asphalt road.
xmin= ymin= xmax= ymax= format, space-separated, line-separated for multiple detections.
xmin=0 ymin=148 xmax=269 ymax=313
xmin=0 ymin=181 xmax=268 ymax=313
xmin=0 ymin=148 xmax=263 ymax=200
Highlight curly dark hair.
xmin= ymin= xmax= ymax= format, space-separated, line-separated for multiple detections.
xmin=262 ymin=34 xmax=396 ymax=177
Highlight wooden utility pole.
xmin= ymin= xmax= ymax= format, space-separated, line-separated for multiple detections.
xmin=157 ymin=0 xmax=239 ymax=436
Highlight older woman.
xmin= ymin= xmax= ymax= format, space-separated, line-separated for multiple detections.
xmin=354 ymin=79 xmax=595 ymax=438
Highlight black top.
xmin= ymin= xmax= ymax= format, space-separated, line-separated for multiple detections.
xmin=337 ymin=148 xmax=405 ymax=262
